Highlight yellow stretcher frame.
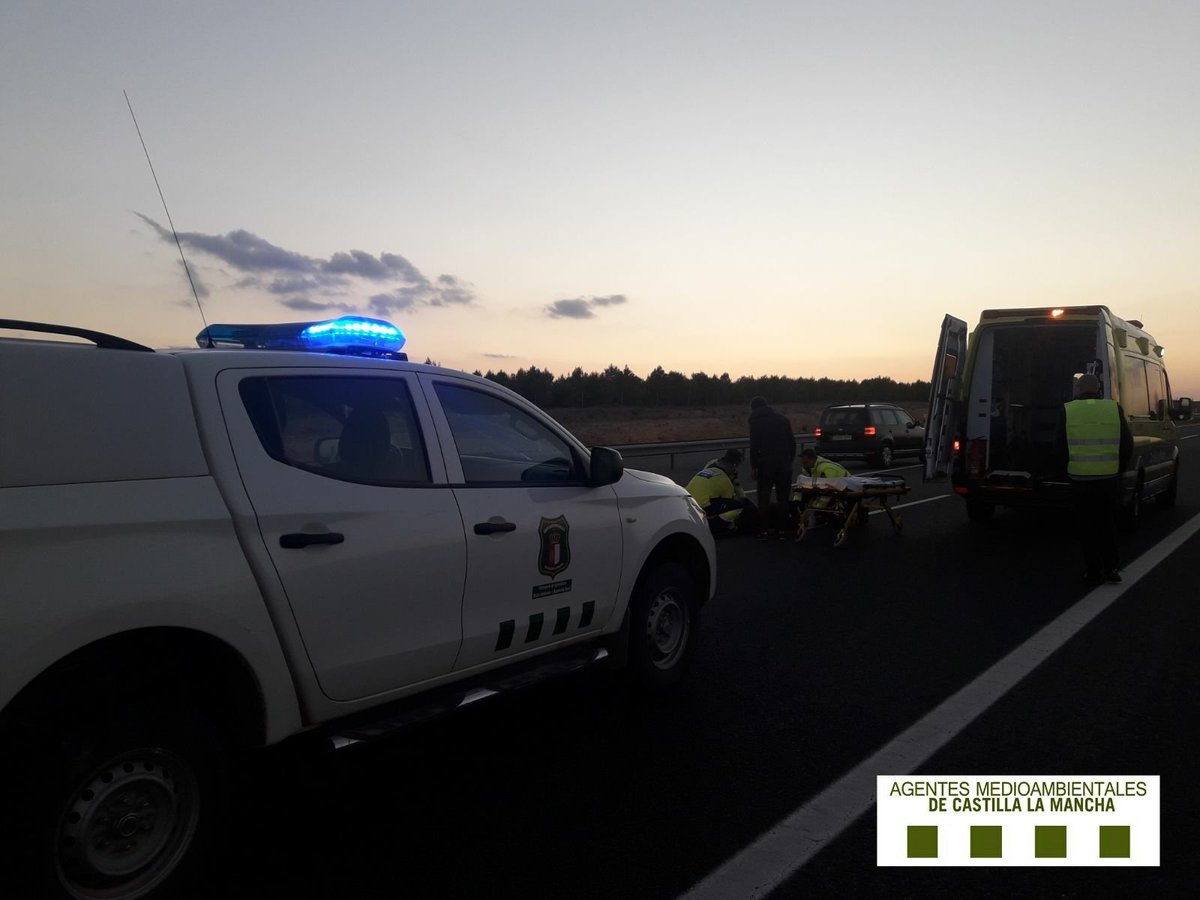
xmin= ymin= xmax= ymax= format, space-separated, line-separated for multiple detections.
xmin=791 ymin=475 xmax=911 ymax=547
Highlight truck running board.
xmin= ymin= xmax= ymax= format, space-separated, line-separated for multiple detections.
xmin=328 ymin=646 xmax=609 ymax=750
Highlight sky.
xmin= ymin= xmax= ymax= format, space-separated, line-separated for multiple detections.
xmin=3 ymin=1 xmax=1198 ymax=396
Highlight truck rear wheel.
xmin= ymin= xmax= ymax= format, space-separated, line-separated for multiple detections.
xmin=627 ymin=563 xmax=699 ymax=692
xmin=33 ymin=707 xmax=227 ymax=900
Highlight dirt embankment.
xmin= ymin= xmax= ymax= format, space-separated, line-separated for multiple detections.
xmin=547 ymin=402 xmax=928 ymax=446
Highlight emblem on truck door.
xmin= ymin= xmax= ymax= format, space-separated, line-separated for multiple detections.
xmin=537 ymin=515 xmax=571 ymax=577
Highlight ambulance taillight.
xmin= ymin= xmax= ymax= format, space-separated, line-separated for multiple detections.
xmin=967 ymin=439 xmax=987 ymax=478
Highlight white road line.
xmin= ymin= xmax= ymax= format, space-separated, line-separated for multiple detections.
xmin=861 ymin=464 xmax=922 ymax=476
xmin=869 ymin=494 xmax=951 ymax=514
xmin=1181 ymin=434 xmax=1197 ymax=441
xmin=678 ymin=511 xmax=1200 ymax=900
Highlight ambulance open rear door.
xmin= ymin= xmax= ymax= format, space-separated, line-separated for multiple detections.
xmin=924 ymin=314 xmax=967 ymax=481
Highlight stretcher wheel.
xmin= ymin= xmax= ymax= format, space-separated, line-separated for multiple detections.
xmin=833 ymin=530 xmax=848 ymax=548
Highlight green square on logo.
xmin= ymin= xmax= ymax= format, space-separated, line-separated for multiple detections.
xmin=907 ymin=825 xmax=938 ymax=858
xmin=970 ymin=825 xmax=1002 ymax=858
xmin=1099 ymin=825 xmax=1130 ymax=858
xmin=1035 ymin=825 xmax=1067 ymax=858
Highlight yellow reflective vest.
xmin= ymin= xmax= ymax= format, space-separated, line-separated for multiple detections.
xmin=686 ymin=463 xmax=740 ymax=511
xmin=810 ymin=457 xmax=850 ymax=479
xmin=793 ymin=456 xmax=850 ymax=507
xmin=1064 ymin=399 xmax=1122 ymax=477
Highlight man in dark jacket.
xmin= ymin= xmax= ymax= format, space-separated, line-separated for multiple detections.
xmin=748 ymin=396 xmax=797 ymax=538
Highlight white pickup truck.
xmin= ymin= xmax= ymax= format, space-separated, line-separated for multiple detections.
xmin=0 ymin=316 xmax=716 ymax=900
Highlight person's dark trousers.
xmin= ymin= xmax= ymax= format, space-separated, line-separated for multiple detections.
xmin=705 ymin=497 xmax=760 ymax=534
xmin=756 ymin=464 xmax=794 ymax=532
xmin=1070 ymin=477 xmax=1121 ymax=576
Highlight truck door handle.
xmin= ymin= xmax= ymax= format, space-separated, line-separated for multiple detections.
xmin=279 ymin=532 xmax=345 ymax=549
xmin=473 ymin=521 xmax=516 ymax=535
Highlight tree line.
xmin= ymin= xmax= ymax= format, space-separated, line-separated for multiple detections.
xmin=469 ymin=364 xmax=931 ymax=409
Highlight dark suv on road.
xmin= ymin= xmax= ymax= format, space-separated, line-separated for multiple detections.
xmin=814 ymin=403 xmax=925 ymax=468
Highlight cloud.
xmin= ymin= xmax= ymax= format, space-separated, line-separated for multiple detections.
xmin=281 ymin=297 xmax=357 ymax=313
xmin=265 ymin=275 xmax=335 ymax=295
xmin=430 ymin=274 xmax=474 ymax=307
xmin=136 ymin=214 xmax=477 ymax=316
xmin=177 ymin=259 xmax=210 ymax=299
xmin=547 ymin=298 xmax=595 ymax=319
xmin=546 ymin=294 xmax=629 ymax=319
xmin=323 ymin=250 xmax=395 ymax=280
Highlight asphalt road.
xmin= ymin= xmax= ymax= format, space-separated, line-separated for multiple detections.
xmin=222 ymin=424 xmax=1200 ymax=899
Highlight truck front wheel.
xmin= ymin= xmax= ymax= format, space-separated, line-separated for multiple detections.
xmin=34 ymin=707 xmax=227 ymax=900
xmin=627 ymin=563 xmax=699 ymax=692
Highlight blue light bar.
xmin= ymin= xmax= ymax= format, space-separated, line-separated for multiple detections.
xmin=197 ymin=316 xmax=407 ymax=360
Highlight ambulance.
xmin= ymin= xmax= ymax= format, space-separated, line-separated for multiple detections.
xmin=924 ymin=306 xmax=1192 ymax=524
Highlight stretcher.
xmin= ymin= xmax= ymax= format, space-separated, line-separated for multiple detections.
xmin=791 ymin=474 xmax=910 ymax=547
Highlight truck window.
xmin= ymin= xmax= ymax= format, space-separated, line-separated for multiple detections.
xmin=1121 ymin=357 xmax=1151 ymax=417
xmin=1146 ymin=362 xmax=1167 ymax=418
xmin=239 ymin=376 xmax=432 ymax=484
xmin=434 ymin=382 xmax=581 ymax=484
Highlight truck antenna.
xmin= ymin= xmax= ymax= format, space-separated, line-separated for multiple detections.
xmin=123 ymin=90 xmax=212 ymax=344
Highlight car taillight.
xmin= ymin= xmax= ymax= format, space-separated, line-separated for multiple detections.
xmin=863 ymin=426 xmax=876 ymax=436
xmin=814 ymin=427 xmax=822 ymax=438
xmin=953 ymin=438 xmax=961 ymax=453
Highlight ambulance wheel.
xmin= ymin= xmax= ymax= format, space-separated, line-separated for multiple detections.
xmin=627 ymin=563 xmax=698 ymax=691
xmin=30 ymin=707 xmax=226 ymax=900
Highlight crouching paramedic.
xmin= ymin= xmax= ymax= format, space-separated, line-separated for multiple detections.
xmin=793 ymin=448 xmax=850 ymax=535
xmin=686 ymin=449 xmax=761 ymax=535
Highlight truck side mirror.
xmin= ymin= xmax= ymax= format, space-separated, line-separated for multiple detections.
xmin=587 ymin=446 xmax=624 ymax=487
xmin=1172 ymin=397 xmax=1193 ymax=421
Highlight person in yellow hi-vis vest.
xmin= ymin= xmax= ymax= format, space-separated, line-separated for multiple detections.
xmin=793 ymin=448 xmax=851 ymax=534
xmin=1063 ymin=373 xmax=1132 ymax=585
xmin=685 ymin=449 xmax=761 ymax=536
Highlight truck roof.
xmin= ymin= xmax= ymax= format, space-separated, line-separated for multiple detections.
xmin=976 ymin=305 xmax=1163 ymax=357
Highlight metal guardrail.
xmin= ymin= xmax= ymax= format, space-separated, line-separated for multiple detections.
xmin=610 ymin=434 xmax=816 ymax=468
